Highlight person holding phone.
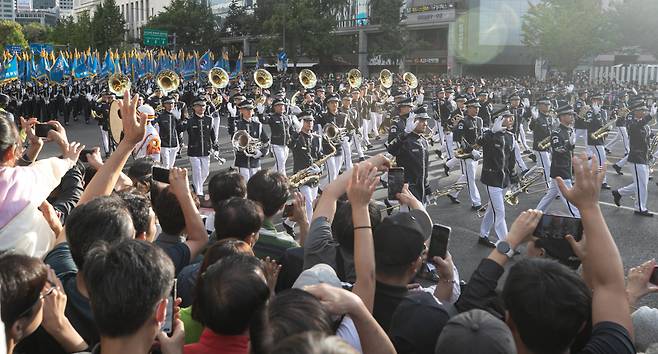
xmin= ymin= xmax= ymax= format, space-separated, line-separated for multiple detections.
xmin=535 ymin=105 xmax=581 ymax=217
xmin=387 ymin=107 xmax=431 ymax=204
xmin=612 ymin=101 xmax=654 ymax=217
xmin=477 ymin=109 xmax=518 ymax=247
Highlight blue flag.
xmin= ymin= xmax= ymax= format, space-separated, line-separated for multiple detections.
xmin=0 ymin=56 xmax=19 ymax=83
xmin=100 ymin=52 xmax=114 ymax=77
xmin=49 ymin=54 xmax=70 ymax=83
xmin=181 ymin=57 xmax=196 ymax=80
xmin=198 ymin=51 xmax=212 ymax=72
xmin=35 ymin=52 xmax=50 ymax=80
xmin=89 ymin=54 xmax=99 ymax=76
xmin=73 ymin=59 xmax=90 ymax=80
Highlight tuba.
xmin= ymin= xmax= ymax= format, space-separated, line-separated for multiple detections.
xmin=379 ymin=69 xmax=393 ymax=89
xmin=232 ymin=130 xmax=263 ymax=157
xmin=254 ymin=69 xmax=273 ymax=89
xmin=347 ymin=68 xmax=362 ymax=88
xmin=299 ymin=69 xmax=317 ymax=89
xmin=107 ymin=72 xmax=131 ymax=96
xmin=156 ymin=70 xmax=180 ymax=95
xmin=403 ymin=72 xmax=418 ymax=89
xmin=208 ymin=67 xmax=229 ymax=89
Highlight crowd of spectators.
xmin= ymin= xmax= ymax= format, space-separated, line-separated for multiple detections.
xmin=0 ymin=90 xmax=656 ymax=354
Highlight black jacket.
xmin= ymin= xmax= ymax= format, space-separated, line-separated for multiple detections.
xmin=550 ymin=124 xmax=575 ymax=179
xmin=154 ymin=110 xmax=182 ymax=148
xmin=453 ymin=114 xmax=480 ymax=148
xmin=319 ymin=111 xmax=344 ymax=155
xmin=574 ymin=100 xmax=587 ymax=129
xmin=387 ymin=132 xmax=430 ymax=202
xmin=585 ymin=109 xmax=608 ymax=146
xmin=233 ymin=118 xmax=270 ymax=168
xmin=478 ymin=130 xmax=517 ymax=188
xmin=627 ymin=115 xmax=653 ymax=165
xmin=183 ymin=114 xmax=215 ymax=157
xmin=289 ymin=131 xmax=324 ymax=173
xmin=529 ymin=113 xmax=551 ymax=151
xmin=262 ymin=112 xmax=294 ymax=146
xmin=387 ymin=114 xmax=408 ymax=145
xmin=478 ymin=101 xmax=493 ymax=128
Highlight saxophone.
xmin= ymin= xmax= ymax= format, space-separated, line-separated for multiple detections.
xmin=590 ymin=118 xmax=617 ymax=140
xmin=538 ymin=136 xmax=552 ymax=150
xmin=289 ymin=136 xmax=337 ymax=189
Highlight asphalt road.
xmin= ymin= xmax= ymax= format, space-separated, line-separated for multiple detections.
xmin=39 ymin=116 xmax=658 ymax=308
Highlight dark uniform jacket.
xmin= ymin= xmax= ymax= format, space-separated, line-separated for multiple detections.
xmin=574 ymin=99 xmax=587 ymax=129
xmin=529 ymin=112 xmax=551 ymax=151
xmin=453 ymin=114 xmax=480 ymax=151
xmin=627 ymin=115 xmax=653 ymax=165
xmin=387 ymin=113 xmax=409 ymax=144
xmin=262 ymin=112 xmax=294 ymax=146
xmin=183 ymin=114 xmax=215 ymax=157
xmin=510 ymin=105 xmax=530 ymax=138
xmin=289 ymin=131 xmax=324 ymax=174
xmin=154 ymin=110 xmax=182 ymax=148
xmin=477 ymin=130 xmax=517 ymax=188
xmin=387 ymin=131 xmax=430 ymax=202
xmin=585 ymin=109 xmax=608 ymax=146
xmin=233 ymin=118 xmax=270 ymax=168
xmin=550 ymin=124 xmax=575 ymax=179
xmin=478 ymin=101 xmax=493 ymax=128
xmin=92 ymin=101 xmax=111 ymax=131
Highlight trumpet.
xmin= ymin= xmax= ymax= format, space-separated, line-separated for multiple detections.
xmin=156 ymin=70 xmax=180 ymax=95
xmin=289 ymin=137 xmax=336 ymax=189
xmin=426 ymin=182 xmax=467 ymax=206
xmin=108 ymin=72 xmax=131 ymax=96
xmin=209 ymin=67 xmax=229 ymax=89
xmin=347 ymin=68 xmax=362 ymax=88
xmin=254 ymin=69 xmax=273 ymax=89
xmin=538 ymin=136 xmax=552 ymax=150
xmin=299 ymin=69 xmax=317 ymax=89
xmin=590 ymin=118 xmax=617 ymax=140
xmin=323 ymin=123 xmax=348 ymax=145
xmin=403 ymin=72 xmax=418 ymax=89
xmin=232 ymin=130 xmax=263 ymax=157
xmin=379 ymin=69 xmax=393 ymax=89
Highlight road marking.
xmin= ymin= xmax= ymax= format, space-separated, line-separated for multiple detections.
xmin=599 ymin=200 xmax=638 ymax=212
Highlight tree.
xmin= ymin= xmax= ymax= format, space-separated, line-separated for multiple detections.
xmin=48 ymin=14 xmax=93 ymax=49
xmin=92 ymin=0 xmax=126 ymax=52
xmin=257 ymin=0 xmax=348 ymax=67
xmin=147 ymin=0 xmax=222 ymax=51
xmin=522 ymin=0 xmax=613 ymax=74
xmin=0 ymin=20 xmax=28 ymax=52
xmin=369 ymin=0 xmax=404 ymax=60
xmin=23 ymin=23 xmax=51 ymax=43
xmin=608 ymin=0 xmax=658 ymax=56
xmin=222 ymin=0 xmax=254 ymax=36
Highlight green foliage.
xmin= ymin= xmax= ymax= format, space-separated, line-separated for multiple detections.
xmin=222 ymin=0 xmax=254 ymax=36
xmin=521 ymin=0 xmax=612 ymax=73
xmin=92 ymin=0 xmax=126 ymax=52
xmin=147 ymin=0 xmax=222 ymax=51
xmin=23 ymin=23 xmax=51 ymax=43
xmin=0 ymin=20 xmax=28 ymax=51
xmin=257 ymin=0 xmax=348 ymax=65
xmin=369 ymin=0 xmax=405 ymax=60
xmin=608 ymin=0 xmax=658 ymax=56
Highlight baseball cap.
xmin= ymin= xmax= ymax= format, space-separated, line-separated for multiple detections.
xmin=292 ymin=263 xmax=342 ymax=289
xmin=374 ymin=210 xmax=432 ymax=266
xmin=434 ymin=309 xmax=516 ymax=354
xmin=390 ymin=292 xmax=450 ymax=354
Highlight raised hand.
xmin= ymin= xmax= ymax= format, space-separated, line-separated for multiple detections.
xmin=557 ymin=154 xmax=605 ymax=210
xmin=117 ymin=90 xmax=147 ymax=145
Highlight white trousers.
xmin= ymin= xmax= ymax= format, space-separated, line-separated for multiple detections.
xmin=299 ymin=184 xmax=318 ymax=222
xmin=450 ymin=158 xmax=481 ymax=206
xmin=514 ymin=139 xmax=528 ymax=171
xmin=352 ymin=133 xmax=365 ymax=158
xmin=536 ymin=178 xmax=580 ymax=217
xmin=238 ymin=166 xmax=261 ymax=182
xmin=605 ymin=126 xmax=629 ymax=154
xmin=445 ymin=132 xmax=455 ymax=159
xmin=518 ymin=123 xmax=530 ymax=151
xmin=324 ymin=155 xmax=340 ymax=186
xmin=161 ymin=147 xmax=178 ymax=169
xmin=480 ymin=185 xmax=507 ymax=240
xmin=575 ymin=129 xmax=591 ymax=156
xmin=99 ymin=127 xmax=110 ymax=155
xmin=190 ymin=156 xmax=210 ymax=196
xmin=618 ymin=163 xmax=649 ymax=212
xmin=534 ymin=150 xmax=552 ymax=189
xmin=271 ymin=144 xmax=289 ymax=176
xmin=340 ymin=139 xmax=353 ymax=170
xmin=212 ymin=115 xmax=221 ymax=142
xmin=370 ymin=112 xmax=382 ymax=137
xmin=361 ymin=119 xmax=371 ymax=144
xmin=589 ymin=145 xmax=607 ymax=184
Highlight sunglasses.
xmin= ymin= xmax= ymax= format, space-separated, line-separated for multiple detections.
xmin=16 ymin=280 xmax=57 ymax=320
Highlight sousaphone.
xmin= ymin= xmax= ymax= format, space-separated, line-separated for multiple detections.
xmin=109 ymin=100 xmax=123 ymax=145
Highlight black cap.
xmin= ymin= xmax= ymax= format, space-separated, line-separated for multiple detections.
xmin=454 ymin=94 xmax=467 ymax=102
xmin=508 ymin=92 xmax=521 ymax=101
xmin=389 ymin=292 xmax=450 ymax=354
xmin=192 ymin=97 xmax=206 ymax=106
xmin=556 ymin=104 xmax=575 ymax=116
xmin=272 ymin=97 xmax=286 ymax=106
xmin=414 ymin=106 xmax=430 ymax=119
xmin=398 ymin=97 xmax=414 ymax=107
xmin=299 ymin=110 xmax=315 ymax=121
xmin=325 ymin=93 xmax=340 ymax=103
xmin=238 ymin=99 xmax=255 ymax=110
xmin=465 ymin=98 xmax=481 ymax=108
xmin=537 ymin=97 xmax=551 ymax=105
xmin=477 ymin=91 xmax=489 ymax=96
xmin=492 ymin=107 xmax=513 ymax=118
xmin=162 ymin=96 xmax=175 ymax=104
xmin=374 ymin=210 xmax=432 ymax=266
xmin=232 ymin=93 xmax=246 ymax=101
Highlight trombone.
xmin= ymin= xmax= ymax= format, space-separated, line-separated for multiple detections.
xmin=426 ymin=182 xmax=467 ymax=206
xmin=476 ymin=166 xmax=548 ymax=217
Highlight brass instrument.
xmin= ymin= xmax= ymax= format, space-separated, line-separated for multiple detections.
xmin=427 ymin=182 xmax=467 ymax=206
xmin=232 ymin=130 xmax=263 ymax=157
xmin=379 ymin=69 xmax=393 ymax=89
xmin=378 ymin=114 xmax=393 ymax=135
xmin=254 ymin=69 xmax=273 ymax=89
xmin=455 ymin=138 xmax=478 ymax=159
xmin=590 ymin=118 xmax=617 ymax=140
xmin=504 ymin=166 xmax=545 ymax=206
xmin=209 ymin=67 xmax=229 ymax=89
xmin=211 ymin=94 xmax=223 ymax=107
xmin=288 ymin=137 xmax=337 ymax=189
xmin=578 ymin=105 xmax=591 ymax=120
xmin=107 ymin=72 xmax=131 ymax=96
xmin=403 ymin=72 xmax=418 ymax=89
xmin=617 ymin=106 xmax=630 ymax=119
xmin=538 ymin=136 xmax=552 ymax=150
xmin=108 ymin=100 xmax=122 ymax=144
xmin=156 ymin=69 xmax=180 ymax=95
xmin=323 ymin=123 xmax=348 ymax=145
xmin=347 ymin=68 xmax=362 ymax=88
xmin=299 ymin=69 xmax=317 ymax=89
xmin=290 ymin=91 xmax=301 ymax=107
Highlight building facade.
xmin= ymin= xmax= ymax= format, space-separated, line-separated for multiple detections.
xmin=15 ymin=7 xmax=59 ymax=25
xmin=73 ymin=0 xmax=99 ymax=17
xmin=117 ymin=0 xmax=171 ymax=40
xmin=0 ymin=0 xmax=15 ymax=20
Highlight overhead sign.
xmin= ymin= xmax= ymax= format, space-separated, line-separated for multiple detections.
xmin=143 ymin=29 xmax=168 ymax=47
xmin=404 ymin=8 xmax=456 ymax=25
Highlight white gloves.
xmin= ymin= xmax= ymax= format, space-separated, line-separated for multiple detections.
xmin=471 ymin=149 xmax=482 ymax=160
xmin=531 ymin=107 xmax=538 ymax=119
xmin=651 ymin=103 xmax=657 ymax=117
xmin=308 ymin=164 xmax=322 ymax=174
xmin=405 ymin=119 xmax=418 ymax=134
xmin=253 ymin=150 xmax=263 ymax=159
xmin=256 ymin=103 xmax=265 ymax=114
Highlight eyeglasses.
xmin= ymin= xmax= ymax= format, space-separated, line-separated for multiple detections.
xmin=16 ymin=280 xmax=57 ymax=320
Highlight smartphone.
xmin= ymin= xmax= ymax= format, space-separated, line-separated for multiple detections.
xmin=152 ymin=166 xmax=170 ymax=184
xmin=282 ymin=202 xmax=294 ymax=218
xmin=79 ymin=149 xmax=94 ymax=163
xmin=428 ymin=224 xmax=451 ymax=259
xmin=533 ymin=214 xmax=583 ymax=241
xmin=161 ymin=279 xmax=177 ymax=335
xmin=650 ymin=266 xmax=658 ymax=286
xmin=35 ymin=123 xmax=54 ymax=138
xmin=387 ymin=167 xmax=405 ymax=200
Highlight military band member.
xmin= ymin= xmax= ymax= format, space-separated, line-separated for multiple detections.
xmin=319 ymin=93 xmax=343 ymax=183
xmin=477 ymin=90 xmax=492 ymax=129
xmin=443 ymin=94 xmax=466 ymax=173
xmin=387 ymin=107 xmax=431 ymax=203
xmin=289 ymin=110 xmax=325 ymax=221
xmin=611 ymin=99 xmax=639 ymax=175
xmin=227 ymin=92 xmax=246 ymax=137
xmin=146 ymin=87 xmax=163 ymax=108
xmin=478 ymin=109 xmax=518 ymax=247
xmin=345 ymin=91 xmax=366 ymax=162
xmin=529 ymin=97 xmax=552 ymax=189
xmin=605 ymin=104 xmax=630 ymax=158
xmin=302 ymin=90 xmax=322 ymax=118
xmin=535 ymin=105 xmax=580 ymax=217
xmin=508 ymin=93 xmax=530 ymax=171
xmin=573 ymin=89 xmax=589 ymax=151
xmin=183 ymin=98 xmax=216 ymax=198
xmin=314 ymin=86 xmax=326 ymax=112
xmin=234 ymin=99 xmax=271 ymax=181
xmin=133 ymin=104 xmax=161 ymax=162
xmin=261 ymin=97 xmax=296 ymax=176
xmin=154 ymin=96 xmax=182 ymax=168
xmin=387 ymin=97 xmax=414 ymax=144
xmin=612 ymin=102 xmax=654 ymax=217
xmin=92 ymin=91 xmax=114 ymax=158
xmin=585 ymin=93 xmax=610 ymax=189
xmin=447 ymin=98 xmax=482 ymax=210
